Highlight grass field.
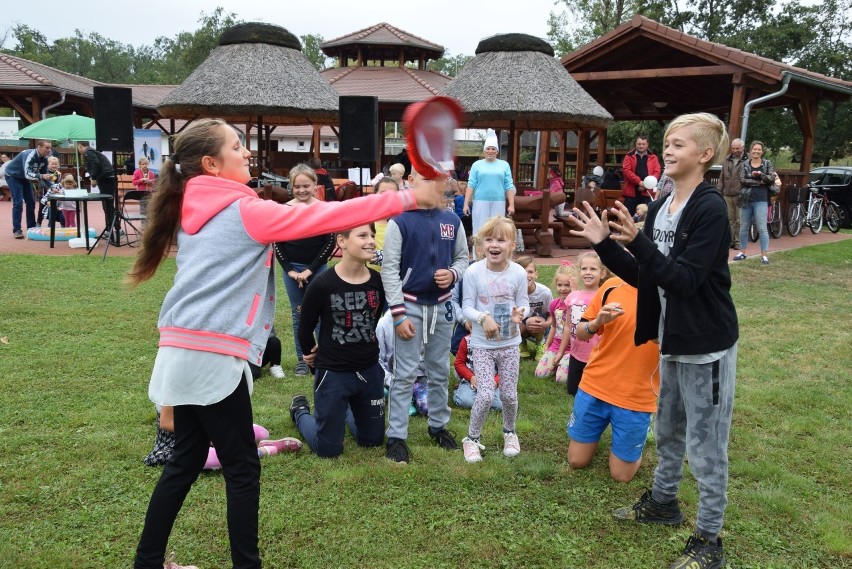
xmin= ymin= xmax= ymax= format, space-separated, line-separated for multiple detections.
xmin=0 ymin=241 xmax=849 ymax=568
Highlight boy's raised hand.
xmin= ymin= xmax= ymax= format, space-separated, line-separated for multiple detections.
xmin=605 ymin=201 xmax=639 ymax=245
xmin=568 ymin=201 xmax=610 ymax=244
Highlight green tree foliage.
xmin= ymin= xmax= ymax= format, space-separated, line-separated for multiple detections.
xmin=1 ymin=7 xmax=241 ymax=85
xmin=427 ymin=53 xmax=473 ymax=77
xmin=300 ymin=34 xmax=330 ymax=70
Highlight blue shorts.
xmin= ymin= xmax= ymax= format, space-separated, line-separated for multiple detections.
xmin=567 ymin=388 xmax=651 ymax=463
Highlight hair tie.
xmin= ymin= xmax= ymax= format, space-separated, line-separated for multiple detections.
xmin=174 ymin=163 xmax=182 ymax=174
xmin=560 ymin=259 xmax=573 ymax=267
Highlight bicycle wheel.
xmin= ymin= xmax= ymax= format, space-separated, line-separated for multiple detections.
xmin=769 ymin=202 xmax=783 ymax=238
xmin=826 ymin=203 xmax=841 ymax=233
xmin=809 ymin=203 xmax=823 ymax=234
xmin=787 ymin=204 xmax=803 ymax=236
xmin=749 ymin=220 xmax=758 ymax=242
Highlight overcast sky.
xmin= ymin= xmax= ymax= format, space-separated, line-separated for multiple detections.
xmin=2 ymin=0 xmax=563 ymax=57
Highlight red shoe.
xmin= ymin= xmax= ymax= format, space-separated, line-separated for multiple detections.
xmin=258 ymin=437 xmax=302 ymax=453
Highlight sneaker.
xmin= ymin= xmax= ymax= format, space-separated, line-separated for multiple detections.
xmin=534 ymin=342 xmax=547 ymax=361
xmin=294 ymin=361 xmax=309 ymax=376
xmin=669 ymin=531 xmax=725 ymax=569
xmin=462 ymin=437 xmax=485 ymax=463
xmin=289 ymin=394 xmax=310 ymax=424
xmin=519 ymin=347 xmax=531 ymax=358
xmin=613 ymin=489 xmax=684 ymax=525
xmin=503 ymin=431 xmax=521 ymax=457
xmin=163 ymin=552 xmax=198 ymax=569
xmin=269 ymin=364 xmax=285 ymax=379
xmin=429 ymin=428 xmax=460 ymax=450
xmin=761 ymin=256 xmax=769 ymax=265
xmin=258 ymin=437 xmax=302 ymax=453
xmin=733 ymin=252 xmax=747 ymax=261
xmin=385 ymin=438 xmax=410 ymax=464
xmin=13 ymin=230 xmax=23 ymax=239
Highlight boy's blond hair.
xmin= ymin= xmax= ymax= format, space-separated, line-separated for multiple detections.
xmin=476 ymin=215 xmax=516 ymax=242
xmin=47 ymin=156 xmax=59 ymax=167
xmin=389 ymin=163 xmax=406 ymax=177
xmin=663 ymin=113 xmax=729 ymax=170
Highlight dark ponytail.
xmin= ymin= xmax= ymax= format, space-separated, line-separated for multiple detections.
xmin=127 ymin=119 xmax=228 ymax=285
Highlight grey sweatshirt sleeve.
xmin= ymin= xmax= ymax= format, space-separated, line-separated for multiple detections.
xmin=380 ymin=220 xmax=406 ymax=313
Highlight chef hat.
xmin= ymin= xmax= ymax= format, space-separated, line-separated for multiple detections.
xmin=484 ymin=129 xmax=499 ymax=150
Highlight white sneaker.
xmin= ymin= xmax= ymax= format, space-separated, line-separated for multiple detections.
xmin=503 ymin=431 xmax=521 ymax=457
xmin=462 ymin=437 xmax=484 ymax=463
xmin=269 ymin=364 xmax=285 ymax=379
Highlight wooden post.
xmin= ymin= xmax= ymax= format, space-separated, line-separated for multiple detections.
xmin=536 ymin=130 xmax=550 ymax=190
xmin=312 ymin=126 xmax=321 ymax=158
xmin=558 ymin=131 xmax=567 ymax=182
xmin=597 ymin=128 xmax=607 ymax=167
xmin=728 ymin=79 xmax=747 ymax=141
xmin=798 ymin=97 xmax=818 ymax=173
xmin=575 ymin=129 xmax=588 ymax=192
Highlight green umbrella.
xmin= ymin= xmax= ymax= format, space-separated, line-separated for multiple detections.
xmin=15 ymin=113 xmax=96 ymax=186
xmin=15 ymin=112 xmax=96 ymax=141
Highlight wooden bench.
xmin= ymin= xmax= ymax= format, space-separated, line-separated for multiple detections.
xmin=513 ymin=189 xmax=566 ymax=257
xmin=117 ymin=174 xmax=134 ymax=202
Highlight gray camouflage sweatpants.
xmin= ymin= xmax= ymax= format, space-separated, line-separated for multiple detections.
xmin=651 ymin=343 xmax=737 ymax=537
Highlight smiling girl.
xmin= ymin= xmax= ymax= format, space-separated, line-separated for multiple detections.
xmin=461 ymin=216 xmax=529 ymax=462
xmin=127 ymin=119 xmax=443 ymax=569
xmin=274 ymin=164 xmax=335 ymax=376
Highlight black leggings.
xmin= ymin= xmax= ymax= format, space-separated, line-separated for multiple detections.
xmin=134 ymin=375 xmax=261 ymax=569
xmin=249 ymin=335 xmax=282 ymax=379
xmin=566 ymin=355 xmax=587 ymax=397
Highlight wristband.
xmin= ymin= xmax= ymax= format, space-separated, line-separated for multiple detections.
xmin=477 ymin=311 xmax=490 ymax=325
xmin=584 ymin=321 xmax=598 ymax=335
xmin=394 ymin=316 xmax=408 ymax=327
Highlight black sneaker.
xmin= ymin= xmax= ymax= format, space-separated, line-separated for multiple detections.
xmin=669 ymin=531 xmax=725 ymax=569
xmin=13 ymin=230 xmax=24 ymax=239
xmin=429 ymin=428 xmax=460 ymax=450
xmin=385 ymin=438 xmax=410 ymax=464
xmin=289 ymin=394 xmax=310 ymax=424
xmin=613 ymin=489 xmax=684 ymax=525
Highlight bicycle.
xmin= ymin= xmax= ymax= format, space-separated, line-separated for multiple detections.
xmin=749 ymin=198 xmax=783 ymax=241
xmin=787 ymin=184 xmax=841 ymax=235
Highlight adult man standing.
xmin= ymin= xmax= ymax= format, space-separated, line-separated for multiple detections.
xmin=78 ymin=142 xmax=121 ymax=243
xmin=716 ymin=138 xmax=745 ymax=248
xmin=5 ymin=140 xmax=53 ymax=238
xmin=621 ymin=136 xmax=661 ymax=216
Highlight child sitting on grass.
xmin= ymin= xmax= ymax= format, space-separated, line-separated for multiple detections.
xmin=535 ymin=261 xmax=578 ymax=384
xmin=516 ymin=256 xmax=552 ymax=359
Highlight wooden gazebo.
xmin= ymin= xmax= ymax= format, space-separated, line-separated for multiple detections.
xmin=561 ymin=15 xmax=852 ymax=186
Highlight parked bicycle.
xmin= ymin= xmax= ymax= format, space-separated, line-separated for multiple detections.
xmin=787 ymin=184 xmax=841 ymax=236
xmin=750 ymin=198 xmax=783 ymax=241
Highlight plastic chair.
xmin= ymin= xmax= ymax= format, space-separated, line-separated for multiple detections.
xmin=121 ymin=190 xmax=149 ymax=246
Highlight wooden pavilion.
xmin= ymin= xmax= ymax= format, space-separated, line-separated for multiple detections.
xmin=561 ymin=15 xmax=852 ymax=187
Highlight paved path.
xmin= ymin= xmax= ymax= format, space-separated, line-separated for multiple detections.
xmin=0 ymin=199 xmax=848 ymax=263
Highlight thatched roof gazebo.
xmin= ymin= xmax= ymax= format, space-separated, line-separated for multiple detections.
xmin=440 ymin=33 xmax=613 ymax=190
xmin=158 ymin=22 xmax=340 ymax=176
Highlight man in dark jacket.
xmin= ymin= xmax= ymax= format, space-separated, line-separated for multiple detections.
xmin=78 ymin=142 xmax=121 ymax=243
xmin=621 ymin=136 xmax=661 ymax=216
xmin=715 ymin=138 xmax=745 ymax=248
xmin=5 ymin=140 xmax=52 ymax=238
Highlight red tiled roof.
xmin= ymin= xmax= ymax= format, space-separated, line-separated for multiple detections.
xmin=321 ymin=22 xmax=444 ymax=54
xmin=0 ymin=54 xmax=178 ymax=108
xmin=320 ymin=66 xmax=451 ymax=103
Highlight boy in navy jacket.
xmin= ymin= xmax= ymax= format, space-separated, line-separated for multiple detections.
xmin=382 ymin=169 xmax=468 ymax=463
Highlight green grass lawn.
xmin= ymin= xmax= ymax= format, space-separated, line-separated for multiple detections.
xmin=0 ymin=242 xmax=850 ymax=568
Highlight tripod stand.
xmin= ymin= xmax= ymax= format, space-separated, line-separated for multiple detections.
xmin=86 ymin=175 xmax=138 ymax=260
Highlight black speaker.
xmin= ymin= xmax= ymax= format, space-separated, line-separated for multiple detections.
xmin=94 ymin=87 xmax=134 ymax=152
xmin=339 ymin=96 xmax=378 ymax=162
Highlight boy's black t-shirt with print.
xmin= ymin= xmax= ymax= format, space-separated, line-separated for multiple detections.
xmin=298 ymin=268 xmax=385 ymax=372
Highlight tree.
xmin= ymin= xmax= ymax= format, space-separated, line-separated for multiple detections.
xmin=300 ymin=34 xmax=330 ymax=70
xmin=151 ymin=7 xmax=242 ymax=83
xmin=427 ymin=53 xmax=473 ymax=77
